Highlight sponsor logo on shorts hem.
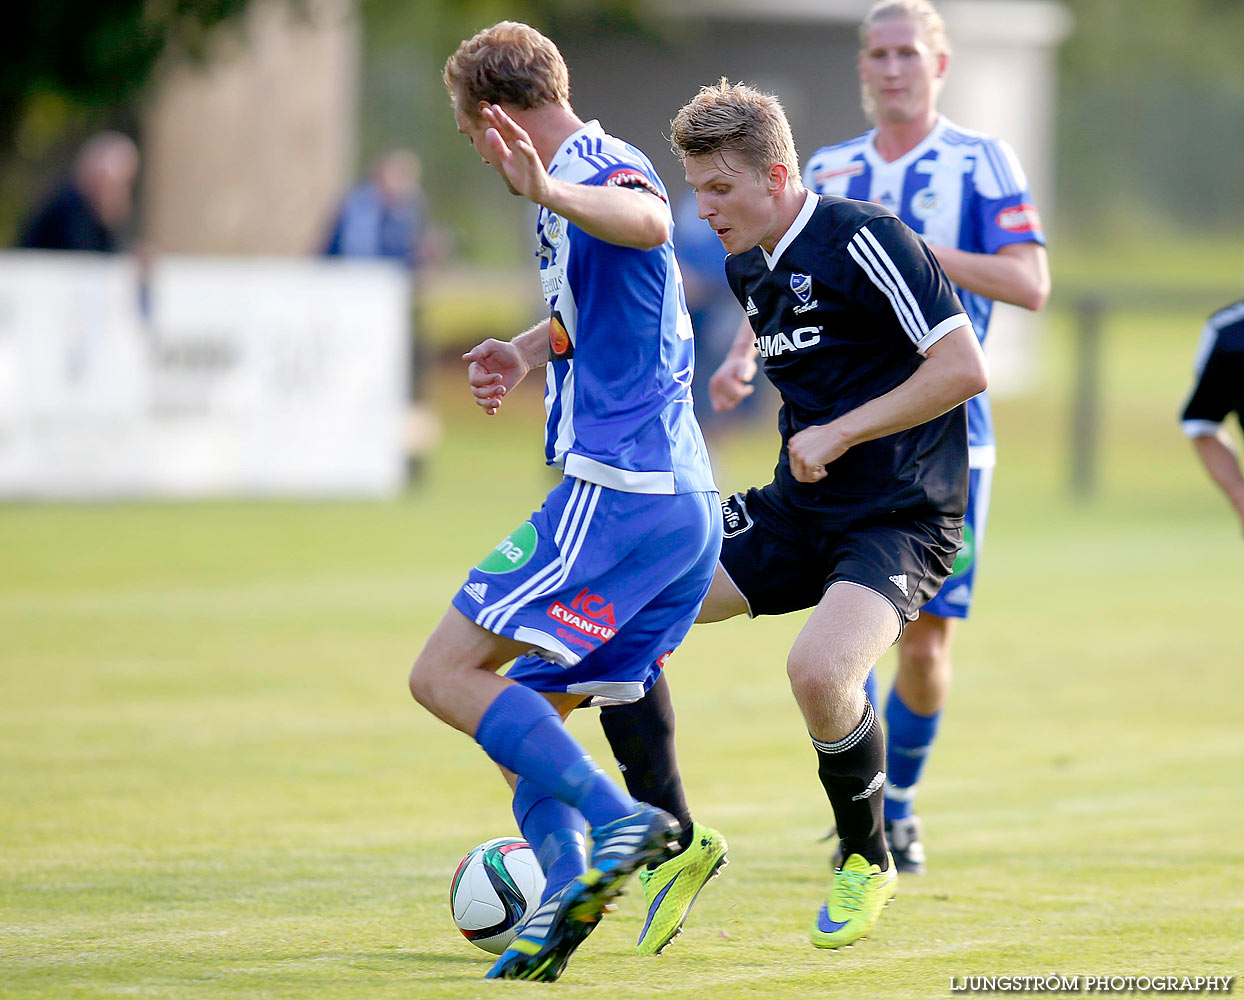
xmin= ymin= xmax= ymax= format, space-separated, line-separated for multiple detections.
xmin=549 ymin=603 xmax=617 ymax=640
xmin=721 ymin=493 xmax=754 ymax=538
xmin=546 ymin=587 xmax=618 ymax=642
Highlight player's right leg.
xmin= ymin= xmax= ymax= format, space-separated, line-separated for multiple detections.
xmin=595 ymin=556 xmax=737 ymax=955
xmin=884 ymin=612 xmax=955 ymax=874
xmin=600 ymin=484 xmax=832 ymax=952
xmin=800 ymin=515 xmax=960 ymax=947
xmin=489 ymin=803 xmax=677 ymax=982
xmin=599 ymin=675 xmax=729 ymax=955
xmin=411 ymin=479 xmax=683 ymax=981
xmin=789 ymin=582 xmax=901 ymax=949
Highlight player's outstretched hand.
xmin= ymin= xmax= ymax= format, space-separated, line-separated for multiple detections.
xmin=463 ymin=338 xmax=529 ymax=416
xmin=708 ymin=354 xmax=757 ymax=413
xmin=788 ymin=422 xmax=852 ymax=483
xmin=480 ymin=105 xmax=550 ymax=205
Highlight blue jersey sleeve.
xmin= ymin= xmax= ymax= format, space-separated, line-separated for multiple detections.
xmin=972 ymin=137 xmax=1046 ymax=254
xmin=978 ymin=193 xmax=1045 ymax=254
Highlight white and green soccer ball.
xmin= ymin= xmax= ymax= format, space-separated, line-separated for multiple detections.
xmin=449 ymin=837 xmax=545 ymax=954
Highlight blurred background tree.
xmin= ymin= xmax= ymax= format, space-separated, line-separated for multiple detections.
xmin=0 ymin=1 xmax=255 ymax=236
xmin=360 ymin=0 xmax=1244 ymax=260
xmin=0 ymin=0 xmax=641 ymax=254
xmin=1 ymin=2 xmax=247 ymax=151
xmin=2 ymin=0 xmax=1241 ymax=255
xmin=1056 ymin=0 xmax=1244 ymax=242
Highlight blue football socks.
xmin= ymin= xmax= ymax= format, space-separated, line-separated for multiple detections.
xmin=512 ymin=777 xmax=587 ymax=904
xmin=883 ymin=689 xmax=941 ymax=822
xmin=476 ymin=683 xmax=637 ymax=829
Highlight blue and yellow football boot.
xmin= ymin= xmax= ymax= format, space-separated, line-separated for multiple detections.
xmin=810 ymin=852 xmax=897 ymax=949
xmin=635 ymin=823 xmax=728 ymax=955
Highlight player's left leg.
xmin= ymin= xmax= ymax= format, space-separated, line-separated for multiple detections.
xmin=593 ymin=525 xmax=729 ymax=956
xmin=885 ymin=612 xmax=956 ymax=874
xmin=487 ymin=487 xmax=719 ymax=977
xmin=504 ymin=692 xmax=591 ymax=908
xmin=410 ymin=609 xmax=645 ymax=832
xmin=883 ymin=465 xmax=989 ymax=872
xmin=410 ymin=611 xmax=677 ymax=981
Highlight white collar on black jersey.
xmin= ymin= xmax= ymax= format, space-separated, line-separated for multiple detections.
xmin=762 ymin=189 xmax=819 ymax=270
xmin=548 ymin=119 xmax=606 ymax=177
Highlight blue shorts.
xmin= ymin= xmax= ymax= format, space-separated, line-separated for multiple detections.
xmin=922 ymin=466 xmax=993 ymax=619
xmin=451 ymin=477 xmax=721 ymax=705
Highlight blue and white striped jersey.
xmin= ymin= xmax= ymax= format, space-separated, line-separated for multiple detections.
xmin=803 ymin=116 xmax=1045 ymax=463
xmin=536 ymin=120 xmax=714 ymax=495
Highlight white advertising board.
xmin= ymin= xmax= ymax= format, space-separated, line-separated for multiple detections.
xmin=0 ymin=253 xmax=409 ymax=499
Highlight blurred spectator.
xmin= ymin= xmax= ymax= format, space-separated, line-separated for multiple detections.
xmin=17 ymin=131 xmax=140 ymax=252
xmin=672 ymin=191 xmax=752 ymax=432
xmin=323 ymin=148 xmax=444 ymax=473
xmin=322 ymin=148 xmax=428 ymax=268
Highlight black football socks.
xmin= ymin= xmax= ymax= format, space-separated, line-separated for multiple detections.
xmin=598 ymin=673 xmax=696 ymax=853
xmin=812 ymin=700 xmax=890 ymax=870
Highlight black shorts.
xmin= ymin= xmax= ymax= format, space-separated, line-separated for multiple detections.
xmin=718 ymin=483 xmax=962 ymax=629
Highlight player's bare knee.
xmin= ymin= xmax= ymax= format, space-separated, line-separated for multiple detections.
xmin=899 ymin=632 xmax=951 ymax=681
xmin=408 ymin=645 xmax=462 ymax=710
xmin=408 ymin=654 xmax=438 ymax=707
xmin=786 ymin=649 xmax=839 ymax=707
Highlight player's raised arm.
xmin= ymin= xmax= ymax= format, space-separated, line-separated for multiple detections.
xmin=481 ymin=105 xmax=669 ymax=250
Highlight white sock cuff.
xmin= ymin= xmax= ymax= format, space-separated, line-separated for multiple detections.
xmin=810 ymin=701 xmax=876 ymax=756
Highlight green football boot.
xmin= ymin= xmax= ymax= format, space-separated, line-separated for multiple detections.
xmin=635 ymin=823 xmax=728 ymax=955
xmin=810 ymin=852 xmax=897 ymax=949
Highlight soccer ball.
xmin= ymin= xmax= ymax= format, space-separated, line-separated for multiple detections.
xmin=449 ymin=837 xmax=546 ymax=954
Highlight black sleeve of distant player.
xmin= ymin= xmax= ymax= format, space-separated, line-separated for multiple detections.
xmin=1181 ymin=343 xmax=1244 ymax=426
xmin=844 ymin=214 xmax=966 ymax=352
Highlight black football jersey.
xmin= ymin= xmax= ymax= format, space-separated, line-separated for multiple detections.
xmin=1181 ymin=301 xmax=1244 ymax=436
xmin=725 ymin=192 xmax=971 ymax=523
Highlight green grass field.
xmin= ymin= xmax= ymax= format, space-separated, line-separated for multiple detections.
xmin=3 ymin=289 xmax=1243 ymax=998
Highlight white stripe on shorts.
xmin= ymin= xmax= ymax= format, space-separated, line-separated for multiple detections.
xmin=478 ymin=480 xmax=603 ymax=636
